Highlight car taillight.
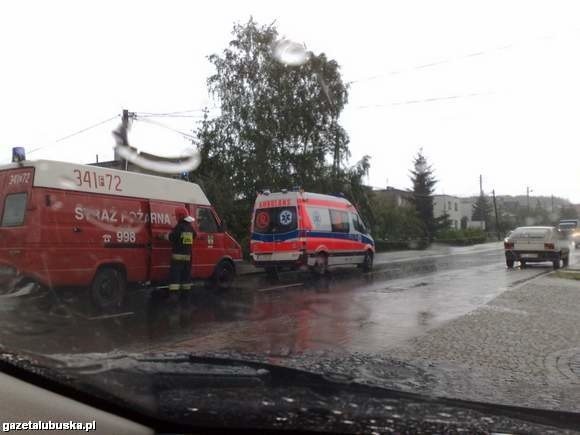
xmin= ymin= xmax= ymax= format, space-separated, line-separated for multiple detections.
xmin=544 ymin=243 xmax=555 ymax=250
xmin=504 ymin=242 xmax=514 ymax=249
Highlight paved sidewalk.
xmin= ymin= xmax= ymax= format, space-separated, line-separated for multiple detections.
xmin=387 ymin=273 xmax=580 ymax=412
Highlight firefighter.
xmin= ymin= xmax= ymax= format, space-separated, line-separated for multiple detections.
xmin=159 ymin=207 xmax=196 ymax=293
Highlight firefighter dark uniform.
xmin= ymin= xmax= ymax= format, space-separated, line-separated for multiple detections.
xmin=167 ymin=208 xmax=196 ymax=292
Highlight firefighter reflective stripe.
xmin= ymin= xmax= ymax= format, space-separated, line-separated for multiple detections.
xmin=171 ymin=254 xmax=191 ymax=261
xmin=181 ymin=283 xmax=192 ymax=290
xmin=168 ymin=284 xmax=180 ymax=291
xmin=181 ymin=232 xmax=194 ymax=245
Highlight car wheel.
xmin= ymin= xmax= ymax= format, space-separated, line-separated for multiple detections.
xmin=212 ymin=260 xmax=235 ymax=290
xmin=361 ymin=251 xmax=373 ymax=273
xmin=506 ymin=259 xmax=514 ymax=268
xmin=520 ymin=260 xmax=527 ymax=269
xmin=553 ymin=257 xmax=561 ymax=270
xmin=311 ymin=252 xmax=328 ymax=276
xmin=90 ymin=267 xmax=126 ymax=314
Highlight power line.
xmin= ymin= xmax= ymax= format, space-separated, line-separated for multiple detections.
xmin=55 ymin=115 xmax=120 ymax=143
xmin=345 ymin=29 xmax=567 ymax=86
xmin=28 ymin=114 xmax=120 ymax=155
xmin=134 ymin=117 xmax=197 ymax=141
xmin=352 ymin=91 xmax=492 ymax=110
xmin=136 ymin=107 xmax=219 ymax=117
xmin=134 ymin=114 xmax=206 ymax=119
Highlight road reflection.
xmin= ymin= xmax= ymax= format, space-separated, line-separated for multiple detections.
xmin=0 ymin=248 xmax=551 ymax=360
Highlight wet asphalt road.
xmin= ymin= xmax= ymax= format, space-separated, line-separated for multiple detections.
xmin=2 ymin=242 xmax=573 ymax=357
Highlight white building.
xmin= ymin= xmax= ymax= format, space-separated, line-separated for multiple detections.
xmin=433 ymin=195 xmax=462 ymax=229
xmin=460 ymin=197 xmax=486 ymax=230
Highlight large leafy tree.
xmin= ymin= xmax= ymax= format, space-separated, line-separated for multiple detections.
xmin=195 ymin=18 xmax=365 ymax=242
xmin=370 ymin=194 xmax=425 ymax=241
xmin=409 ymin=150 xmax=438 ymax=241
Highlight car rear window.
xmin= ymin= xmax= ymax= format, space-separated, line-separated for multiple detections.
xmin=1 ymin=193 xmax=27 ymax=227
xmin=511 ymin=228 xmax=551 ymax=239
xmin=559 ymin=223 xmax=577 ymax=230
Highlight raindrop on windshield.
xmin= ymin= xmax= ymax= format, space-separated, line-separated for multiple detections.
xmin=272 ymin=39 xmax=310 ymax=66
xmin=113 ymin=145 xmax=201 ymax=175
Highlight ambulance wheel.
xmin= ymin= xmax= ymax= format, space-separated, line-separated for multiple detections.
xmin=361 ymin=251 xmax=374 ymax=272
xmin=90 ymin=267 xmax=126 ymax=313
xmin=311 ymin=253 xmax=328 ymax=276
xmin=212 ymin=260 xmax=235 ymax=290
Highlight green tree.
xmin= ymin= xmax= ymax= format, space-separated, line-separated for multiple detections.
xmin=370 ymin=193 xmax=426 ymax=241
xmin=472 ymin=193 xmax=493 ymax=229
xmin=194 ymin=18 xmax=363 ymax=243
xmin=409 ymin=150 xmax=438 ymax=241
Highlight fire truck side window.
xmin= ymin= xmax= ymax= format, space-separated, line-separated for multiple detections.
xmin=1 ymin=193 xmax=27 ymax=227
xmin=330 ymin=209 xmax=350 ymax=233
xmin=197 ymin=207 xmax=219 ymax=233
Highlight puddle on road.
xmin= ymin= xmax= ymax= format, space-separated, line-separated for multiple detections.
xmin=0 ymin=253 xmax=545 ymax=358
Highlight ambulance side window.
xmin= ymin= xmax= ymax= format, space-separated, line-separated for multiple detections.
xmin=197 ymin=207 xmax=219 ymax=233
xmin=329 ymin=209 xmax=350 ymax=233
xmin=352 ymin=213 xmax=368 ymax=234
xmin=306 ymin=207 xmax=331 ymax=232
xmin=1 ymin=193 xmax=27 ymax=227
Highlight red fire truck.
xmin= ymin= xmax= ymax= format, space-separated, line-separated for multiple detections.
xmin=0 ymin=158 xmax=242 ymax=311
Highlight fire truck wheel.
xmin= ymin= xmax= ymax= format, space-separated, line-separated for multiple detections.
xmin=361 ymin=251 xmax=374 ymax=272
xmin=212 ymin=260 xmax=235 ymax=290
xmin=311 ymin=252 xmax=328 ymax=276
xmin=90 ymin=267 xmax=126 ymax=313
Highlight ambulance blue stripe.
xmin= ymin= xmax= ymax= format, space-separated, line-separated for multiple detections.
xmin=251 ymin=230 xmax=374 ymax=246
xmin=251 ymin=230 xmax=300 ymax=243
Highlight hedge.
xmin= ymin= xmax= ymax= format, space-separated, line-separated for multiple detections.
xmin=374 ymin=239 xmax=430 ymax=252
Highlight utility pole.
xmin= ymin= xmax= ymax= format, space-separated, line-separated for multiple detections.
xmin=113 ymin=109 xmax=133 ymax=171
xmin=551 ymin=195 xmax=554 ymax=213
xmin=479 ymin=174 xmax=483 ymax=195
xmin=492 ymin=189 xmax=501 ymax=240
xmin=526 ymin=186 xmax=531 ymax=213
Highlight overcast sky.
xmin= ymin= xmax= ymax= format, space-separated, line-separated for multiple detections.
xmin=1 ymin=1 xmax=580 ymax=201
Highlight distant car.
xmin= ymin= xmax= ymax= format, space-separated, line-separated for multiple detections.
xmin=558 ymin=219 xmax=580 ymax=248
xmin=504 ymin=226 xmax=570 ymax=270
